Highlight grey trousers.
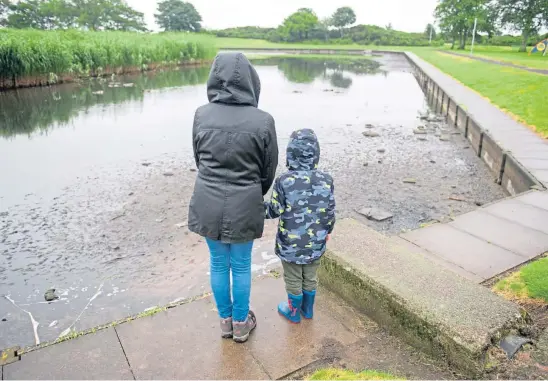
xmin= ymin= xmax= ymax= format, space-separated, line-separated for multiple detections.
xmin=281 ymin=259 xmax=321 ymax=295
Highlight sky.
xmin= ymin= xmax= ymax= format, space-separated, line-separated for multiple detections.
xmin=125 ymin=0 xmax=439 ymax=33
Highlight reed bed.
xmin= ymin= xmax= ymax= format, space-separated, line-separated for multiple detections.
xmin=0 ymin=29 xmax=216 ymax=89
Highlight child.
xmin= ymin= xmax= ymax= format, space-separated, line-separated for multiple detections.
xmin=265 ymin=128 xmax=336 ymax=323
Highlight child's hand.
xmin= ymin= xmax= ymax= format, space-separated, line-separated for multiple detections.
xmin=326 ymin=234 xmax=331 ymax=242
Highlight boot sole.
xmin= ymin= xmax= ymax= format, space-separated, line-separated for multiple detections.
xmin=278 ymin=311 xmax=301 ymax=324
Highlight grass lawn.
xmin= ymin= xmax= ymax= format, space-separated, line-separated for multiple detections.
xmin=215 ymin=37 xmax=410 ymax=51
xmin=438 ymin=45 xmax=548 ymax=70
xmin=308 ymin=368 xmax=401 ymax=380
xmin=411 ymin=50 xmax=548 ymax=136
xmin=494 ymin=257 xmax=548 ymax=302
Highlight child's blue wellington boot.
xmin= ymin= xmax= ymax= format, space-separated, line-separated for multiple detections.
xmin=278 ymin=293 xmax=302 ymax=324
xmin=301 ymin=289 xmax=316 ymax=319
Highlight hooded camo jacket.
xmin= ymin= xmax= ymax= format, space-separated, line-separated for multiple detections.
xmin=265 ymin=129 xmax=336 ymax=264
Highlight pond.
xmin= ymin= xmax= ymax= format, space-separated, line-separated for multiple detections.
xmin=0 ymin=54 xmax=505 ymax=348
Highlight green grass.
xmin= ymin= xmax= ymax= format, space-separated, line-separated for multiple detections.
xmin=308 ymin=368 xmax=401 ymax=380
xmin=411 ymin=50 xmax=548 ymax=136
xmin=216 ymin=37 xmax=379 ymax=50
xmin=495 ymin=257 xmax=548 ymax=302
xmin=0 ymin=29 xmax=217 ymax=86
xmin=438 ymin=45 xmax=548 ymax=70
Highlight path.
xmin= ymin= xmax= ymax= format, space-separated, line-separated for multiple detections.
xmin=403 ymin=52 xmax=548 ymax=282
xmin=440 ymin=50 xmax=548 ymax=75
xmin=1 ymin=276 xmax=452 ymax=380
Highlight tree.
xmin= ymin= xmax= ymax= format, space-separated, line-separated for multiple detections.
xmin=331 ymin=6 xmax=356 ymax=37
xmin=279 ymin=8 xmax=319 ymax=41
xmin=318 ymin=17 xmax=332 ymax=42
xmin=155 ymin=0 xmax=202 ymax=32
xmin=385 ymin=23 xmax=393 ymax=31
xmin=497 ymin=0 xmax=548 ymax=52
xmin=435 ymin=0 xmax=490 ymax=50
xmin=5 ymin=0 xmax=146 ymax=31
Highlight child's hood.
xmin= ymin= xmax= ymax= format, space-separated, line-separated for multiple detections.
xmin=286 ymin=129 xmax=320 ymax=171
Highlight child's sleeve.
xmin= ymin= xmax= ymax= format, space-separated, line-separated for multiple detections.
xmin=327 ymin=181 xmax=336 ymax=233
xmin=264 ymin=177 xmax=286 ymax=219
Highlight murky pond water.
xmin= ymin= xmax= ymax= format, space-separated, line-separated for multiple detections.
xmin=0 ymin=54 xmax=505 ymax=348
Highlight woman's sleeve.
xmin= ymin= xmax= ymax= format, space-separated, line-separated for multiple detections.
xmin=192 ymin=110 xmax=200 ymax=169
xmin=261 ymin=116 xmax=279 ymax=196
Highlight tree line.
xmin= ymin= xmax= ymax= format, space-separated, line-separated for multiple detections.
xmin=215 ymin=7 xmax=438 ymax=47
xmin=0 ymin=0 xmax=202 ymax=32
xmin=435 ymin=0 xmax=548 ymax=51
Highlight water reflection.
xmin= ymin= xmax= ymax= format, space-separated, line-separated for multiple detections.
xmin=0 ymin=67 xmax=210 ymax=139
xmin=251 ymin=57 xmax=381 ymax=88
xmin=0 ymin=57 xmax=382 ymax=139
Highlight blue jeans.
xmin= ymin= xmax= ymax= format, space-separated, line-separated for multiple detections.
xmin=206 ymin=238 xmax=253 ymax=322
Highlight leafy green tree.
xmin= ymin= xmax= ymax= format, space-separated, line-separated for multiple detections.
xmin=331 ymin=6 xmax=356 ymax=37
xmin=496 ymin=0 xmax=548 ymax=52
xmin=318 ymin=17 xmax=332 ymax=42
xmin=280 ymin=8 xmax=319 ymax=41
xmin=435 ymin=0 xmax=489 ymax=50
xmin=155 ymin=0 xmax=202 ymax=32
xmin=72 ymin=0 xmax=146 ymax=31
xmin=6 ymin=0 xmax=146 ymax=31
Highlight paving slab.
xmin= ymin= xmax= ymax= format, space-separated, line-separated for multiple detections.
xmin=393 ymin=236 xmax=484 ymax=283
xmin=244 ymin=277 xmax=360 ymax=379
xmin=483 ymin=198 xmax=548 ymax=235
xmin=449 ymin=209 xmax=548 ymax=260
xmin=516 ymin=191 xmax=548 ymax=211
xmin=3 ymin=328 xmax=133 ymax=380
xmin=115 ymin=297 xmax=268 ymax=380
xmin=401 ymin=223 xmax=525 ymax=280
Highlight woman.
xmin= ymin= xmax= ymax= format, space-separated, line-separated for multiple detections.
xmin=188 ymin=52 xmax=278 ymax=343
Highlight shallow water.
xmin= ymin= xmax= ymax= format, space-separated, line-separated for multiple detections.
xmin=0 ymin=55 xmax=505 ymax=348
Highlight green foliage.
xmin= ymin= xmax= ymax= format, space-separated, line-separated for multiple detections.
xmin=497 ymin=0 xmax=548 ymax=51
xmin=435 ymin=0 xmax=491 ymax=50
xmin=0 ymin=29 xmax=216 ymax=87
xmin=331 ymin=7 xmax=356 ymax=37
xmin=155 ymin=0 xmax=202 ymax=32
xmin=279 ymin=8 xmax=319 ymax=42
xmin=4 ymin=0 xmax=147 ymax=31
xmin=214 ymin=26 xmax=275 ymax=40
xmin=308 ymin=368 xmax=400 ymax=380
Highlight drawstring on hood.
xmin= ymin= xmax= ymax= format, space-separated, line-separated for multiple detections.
xmin=286 ymin=129 xmax=320 ymax=171
xmin=207 ymin=52 xmax=261 ymax=107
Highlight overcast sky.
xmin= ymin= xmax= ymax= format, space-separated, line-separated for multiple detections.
xmin=125 ymin=0 xmax=439 ymax=33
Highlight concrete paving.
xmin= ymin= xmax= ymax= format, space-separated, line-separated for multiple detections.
xmin=1 ymin=275 xmax=453 ymax=380
xmin=402 ymin=191 xmax=548 ymax=282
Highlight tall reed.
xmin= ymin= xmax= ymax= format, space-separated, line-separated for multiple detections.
xmin=0 ymin=29 xmax=217 ymax=88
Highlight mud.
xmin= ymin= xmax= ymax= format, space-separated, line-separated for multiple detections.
xmin=0 ymin=55 xmax=505 ymax=349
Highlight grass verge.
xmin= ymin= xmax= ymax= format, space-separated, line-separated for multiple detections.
xmin=412 ymin=50 xmax=548 ymax=136
xmin=494 ymin=256 xmax=548 ymax=330
xmin=494 ymin=257 xmax=548 ymax=302
xmin=307 ymin=368 xmax=401 ymax=380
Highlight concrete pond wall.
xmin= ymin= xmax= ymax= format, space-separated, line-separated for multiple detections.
xmin=406 ymin=53 xmax=545 ymax=195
